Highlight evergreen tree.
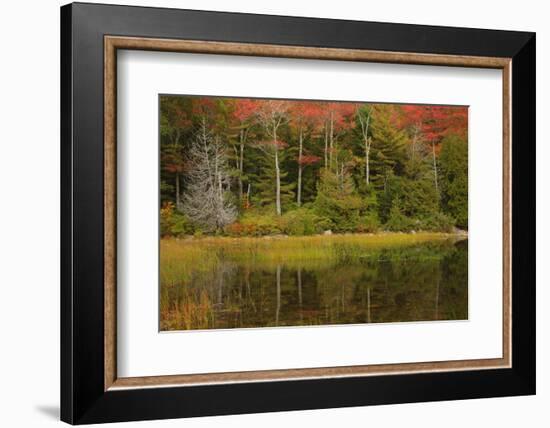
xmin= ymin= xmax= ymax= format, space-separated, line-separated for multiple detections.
xmin=369 ymin=105 xmax=408 ymax=190
xmin=159 ymin=95 xmax=193 ymax=209
xmin=400 ymin=135 xmax=440 ymax=220
xmin=314 ymin=169 xmax=364 ymax=232
xmin=377 ymin=170 xmax=403 ymax=223
xmin=252 ymin=145 xmax=296 ymax=211
xmin=439 ymin=135 xmax=468 ymax=229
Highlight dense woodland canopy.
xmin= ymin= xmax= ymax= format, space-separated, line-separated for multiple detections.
xmin=160 ymin=96 xmax=468 ymax=237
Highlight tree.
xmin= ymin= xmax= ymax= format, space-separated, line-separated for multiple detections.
xmin=160 ymin=96 xmax=192 ymax=209
xmin=398 ymin=105 xmax=468 ymax=197
xmin=289 ymin=102 xmax=323 ymax=206
xmin=376 ymin=170 xmax=402 ymax=223
xmin=369 ymin=104 xmax=408 ymax=190
xmin=319 ymin=102 xmax=357 ymax=171
xmin=355 ymin=104 xmax=373 ymax=187
xmin=159 ymin=95 xmax=469 ymax=236
xmin=252 ymin=142 xmax=295 ymax=211
xmin=314 ymin=169 xmax=364 ymax=232
xmin=231 ymin=98 xmax=259 ymax=203
xmin=401 ymin=124 xmax=439 ymax=222
xmin=400 ymin=171 xmax=439 ymax=219
xmin=439 ymin=135 xmax=468 ymax=229
xmin=255 ymin=100 xmax=291 ymax=215
xmin=182 ymin=117 xmax=236 ymax=231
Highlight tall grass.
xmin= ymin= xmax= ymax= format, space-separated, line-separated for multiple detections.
xmin=160 ymin=288 xmax=215 ymax=330
xmin=161 ymin=232 xmax=461 ymax=273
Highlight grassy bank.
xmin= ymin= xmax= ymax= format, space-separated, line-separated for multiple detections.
xmin=160 ymin=232 xmax=465 ymax=286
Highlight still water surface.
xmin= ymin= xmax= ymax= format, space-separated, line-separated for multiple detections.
xmin=161 ymin=238 xmax=467 ymax=330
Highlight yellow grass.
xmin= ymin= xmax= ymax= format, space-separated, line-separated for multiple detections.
xmin=160 ymin=232 xmax=462 ymax=286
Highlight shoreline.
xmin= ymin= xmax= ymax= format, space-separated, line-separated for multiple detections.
xmin=164 ymin=230 xmax=468 ymax=242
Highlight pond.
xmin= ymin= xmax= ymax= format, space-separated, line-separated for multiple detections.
xmin=160 ymin=236 xmax=468 ymax=331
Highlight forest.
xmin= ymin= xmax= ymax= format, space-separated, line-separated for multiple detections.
xmin=160 ymin=95 xmax=468 ymax=237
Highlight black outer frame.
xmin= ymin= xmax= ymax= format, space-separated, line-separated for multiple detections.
xmin=60 ymin=2 xmax=535 ymax=424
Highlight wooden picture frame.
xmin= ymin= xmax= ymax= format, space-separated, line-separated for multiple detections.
xmin=61 ymin=2 xmax=535 ymax=424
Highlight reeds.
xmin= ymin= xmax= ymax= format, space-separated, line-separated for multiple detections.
xmin=161 ymin=289 xmax=214 ymax=330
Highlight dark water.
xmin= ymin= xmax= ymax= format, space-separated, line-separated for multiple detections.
xmin=162 ymin=239 xmax=468 ymax=330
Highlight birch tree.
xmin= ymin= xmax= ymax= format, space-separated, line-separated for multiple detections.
xmin=323 ymin=102 xmax=357 ymax=175
xmin=255 ymin=100 xmax=290 ymax=216
xmin=356 ymin=105 xmax=373 ymax=187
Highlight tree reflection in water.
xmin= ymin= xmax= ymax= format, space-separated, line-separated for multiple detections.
xmin=161 ymin=239 xmax=467 ymax=330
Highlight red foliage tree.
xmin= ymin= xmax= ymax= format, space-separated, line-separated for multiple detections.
xmin=231 ymin=98 xmax=262 ymax=203
xmin=399 ymin=105 xmax=468 ymax=143
xmin=397 ymin=104 xmax=468 ymax=196
xmin=289 ymin=101 xmax=325 ymax=205
xmin=318 ymin=102 xmax=358 ymax=170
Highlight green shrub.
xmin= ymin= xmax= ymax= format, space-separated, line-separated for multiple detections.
xmin=225 ymin=212 xmax=282 ymax=236
xmin=419 ymin=212 xmax=456 ymax=233
xmin=385 ymin=201 xmax=414 ymax=232
xmin=225 ymin=208 xmax=334 ymax=237
xmin=355 ymin=213 xmax=380 ymax=233
xmin=171 ymin=213 xmax=195 ymax=236
xmin=160 ymin=202 xmax=196 ymax=237
xmin=279 ymin=208 xmax=331 ymax=236
xmin=160 ymin=202 xmax=195 ymax=236
xmin=160 ymin=202 xmax=176 ymax=237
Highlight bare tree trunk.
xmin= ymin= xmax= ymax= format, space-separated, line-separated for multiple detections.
xmin=257 ymin=103 xmax=288 ymax=216
xmin=365 ymin=145 xmax=370 ymax=186
xmin=323 ymin=124 xmax=328 ymax=170
xmin=297 ymin=127 xmax=303 ymax=206
xmin=214 ymin=148 xmax=222 ymax=199
xmin=238 ymin=130 xmax=244 ymax=201
xmin=274 ymin=126 xmax=282 ymax=216
xmin=357 ymin=109 xmax=371 ymax=187
xmin=275 ymin=148 xmax=281 ymax=216
xmin=329 ymin=111 xmax=334 ymax=169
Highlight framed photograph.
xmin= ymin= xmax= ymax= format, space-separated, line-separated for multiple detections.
xmin=61 ymin=2 xmax=535 ymax=424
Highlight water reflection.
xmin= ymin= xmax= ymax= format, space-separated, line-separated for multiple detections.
xmin=161 ymin=239 xmax=468 ymax=330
